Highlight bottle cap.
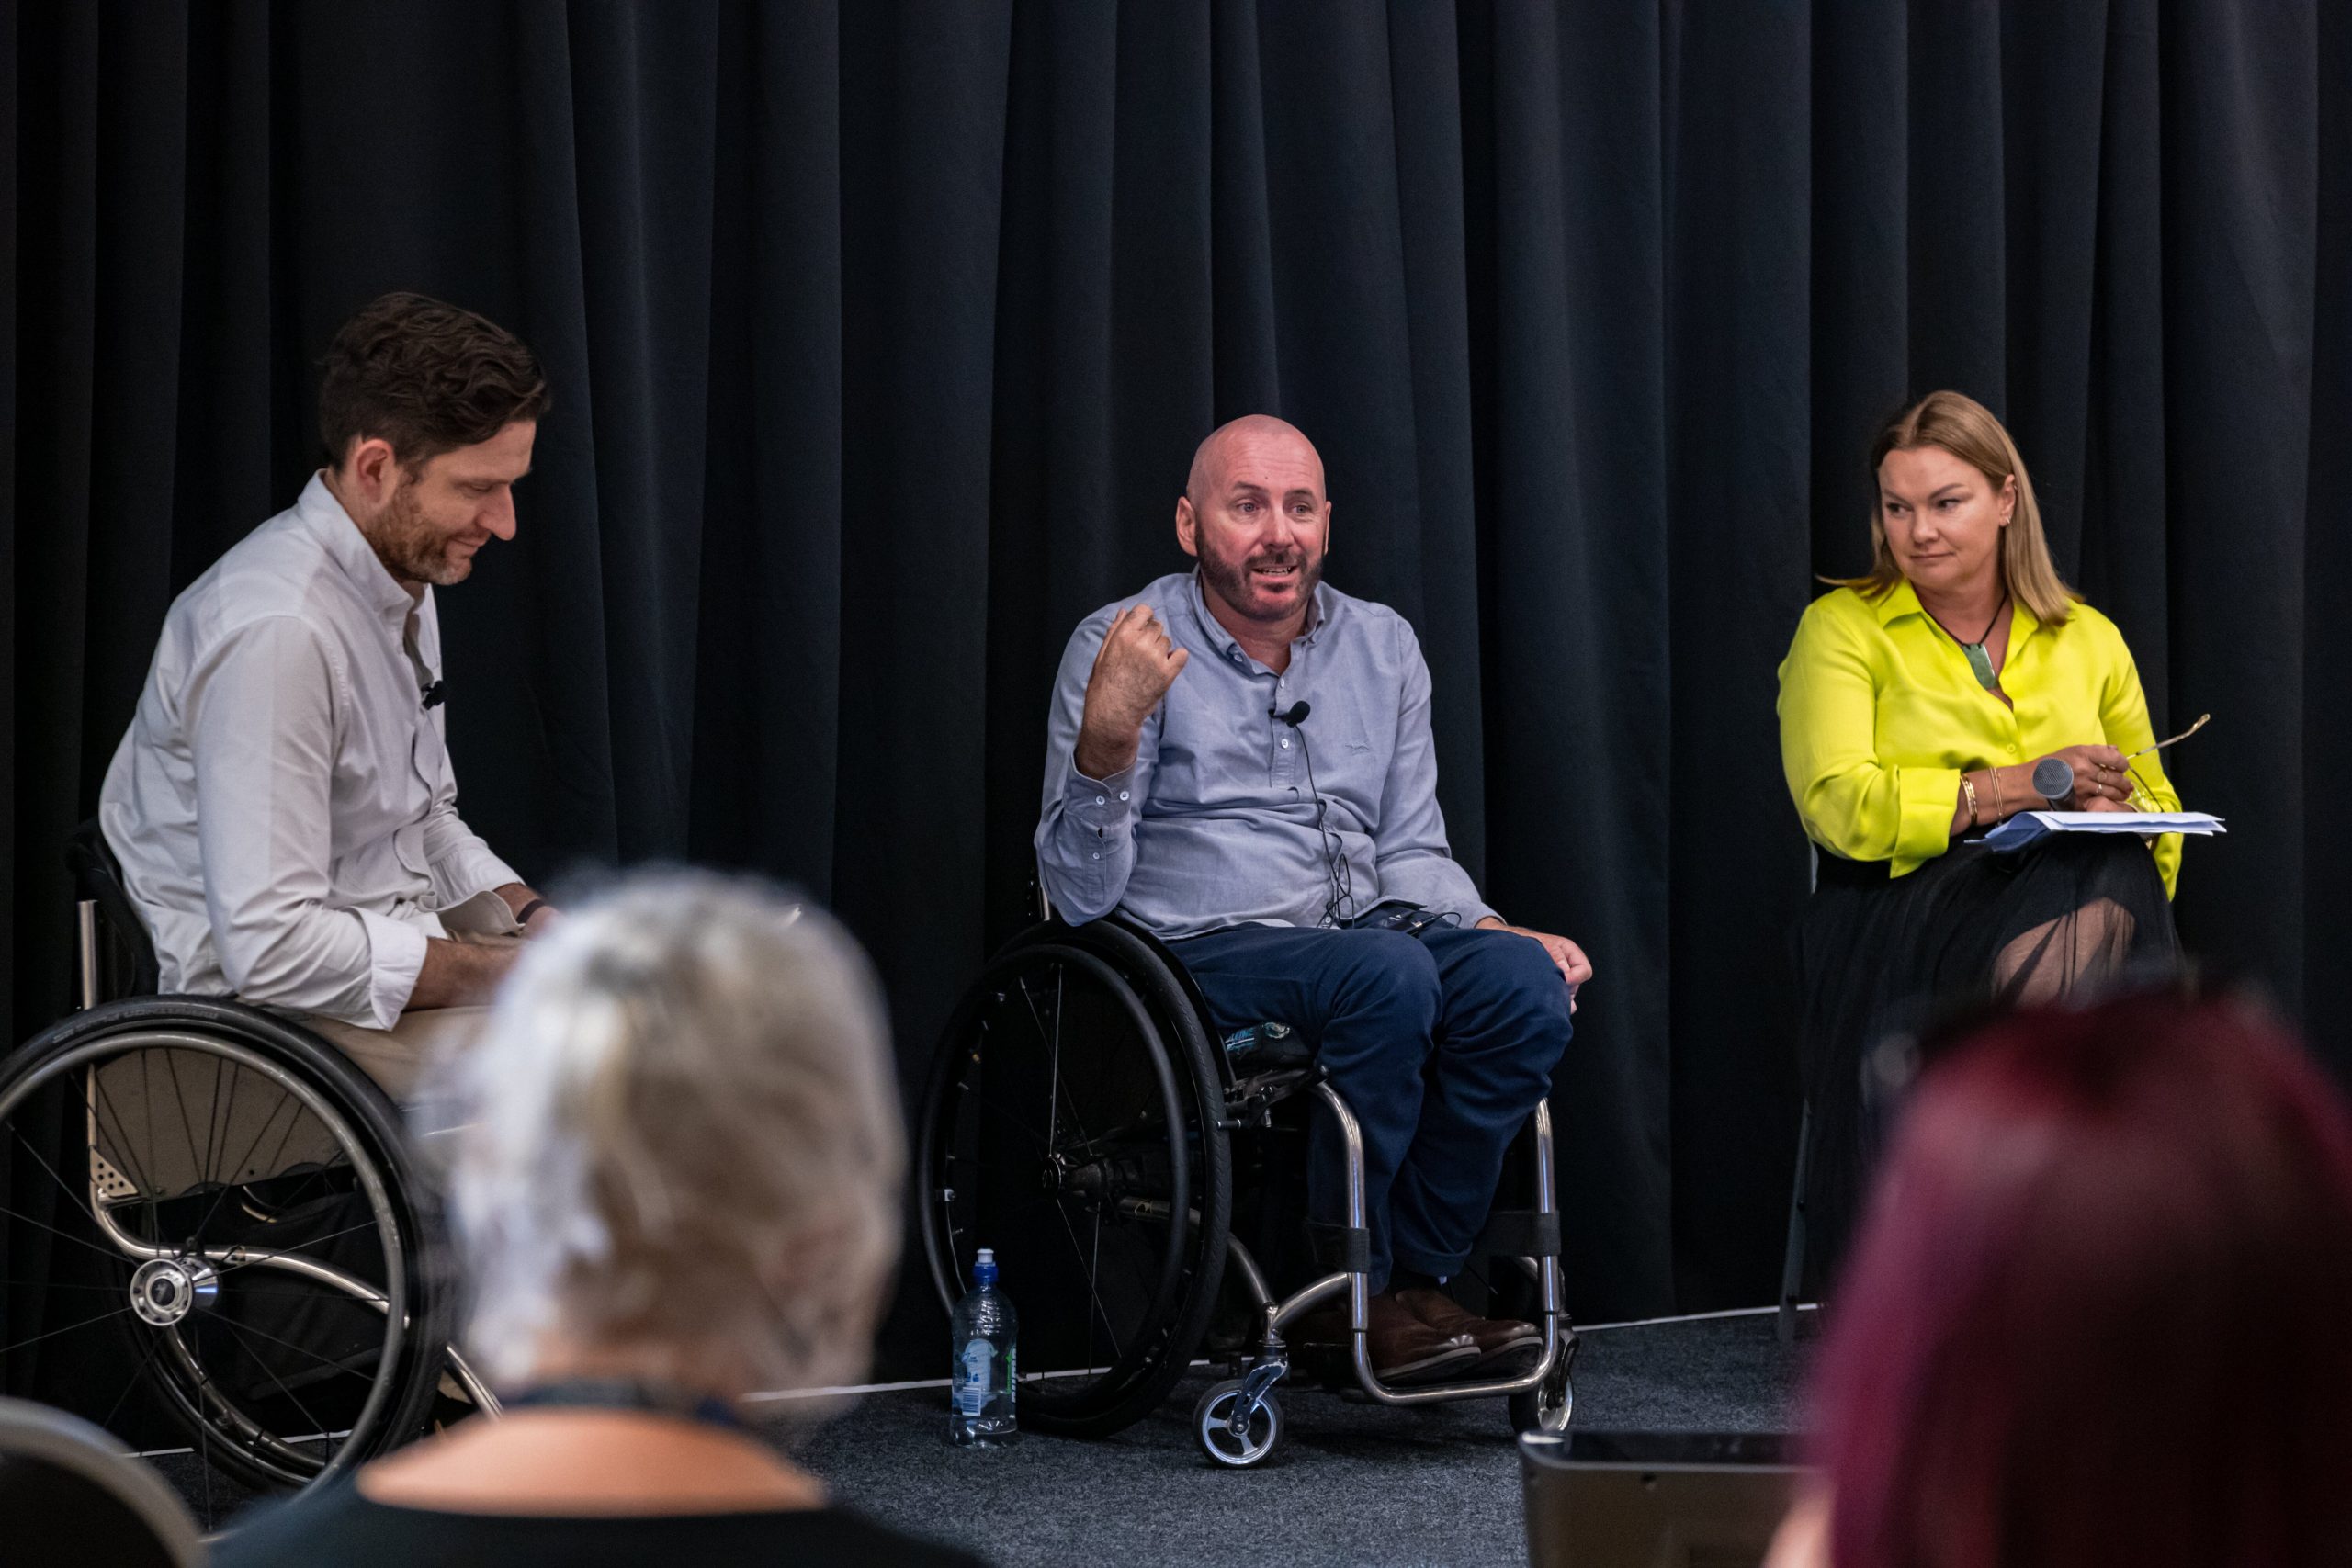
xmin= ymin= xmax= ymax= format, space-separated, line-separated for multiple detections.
xmin=974 ymin=1247 xmax=998 ymax=1287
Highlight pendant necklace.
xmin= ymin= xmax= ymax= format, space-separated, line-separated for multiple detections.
xmin=1928 ymin=592 xmax=2009 ymax=693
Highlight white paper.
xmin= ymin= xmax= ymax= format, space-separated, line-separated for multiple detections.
xmin=1981 ymin=811 xmax=2225 ymax=852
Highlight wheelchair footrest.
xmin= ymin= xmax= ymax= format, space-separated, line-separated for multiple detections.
xmin=1476 ymin=1209 xmax=1561 ymax=1259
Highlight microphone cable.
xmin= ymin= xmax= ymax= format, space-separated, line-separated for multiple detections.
xmin=1272 ymin=700 xmax=1355 ymax=927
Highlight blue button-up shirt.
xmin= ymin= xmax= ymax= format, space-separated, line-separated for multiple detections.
xmin=1036 ymin=572 xmax=1498 ymax=938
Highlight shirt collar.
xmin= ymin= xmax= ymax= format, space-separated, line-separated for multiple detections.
xmin=1184 ymin=571 xmax=1335 ymax=664
xmin=294 ymin=472 xmax=421 ymax=625
xmin=1876 ymin=576 xmax=2042 ymax=644
xmin=1872 ymin=577 xmax=1925 ymax=626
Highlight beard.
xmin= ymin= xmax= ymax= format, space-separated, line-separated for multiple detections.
xmin=368 ymin=481 xmax=474 ymax=588
xmin=1198 ymin=544 xmax=1323 ymax=623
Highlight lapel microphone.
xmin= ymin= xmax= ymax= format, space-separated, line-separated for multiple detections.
xmin=1271 ymin=700 xmax=1311 ymax=726
xmin=421 ymin=680 xmax=447 ymax=711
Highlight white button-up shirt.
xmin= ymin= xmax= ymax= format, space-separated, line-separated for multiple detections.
xmin=99 ymin=475 xmax=522 ymax=1027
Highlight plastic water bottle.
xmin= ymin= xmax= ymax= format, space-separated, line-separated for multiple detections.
xmin=948 ymin=1247 xmax=1019 ymax=1446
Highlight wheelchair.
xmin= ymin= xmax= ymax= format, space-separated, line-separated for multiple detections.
xmin=0 ymin=824 xmax=492 ymax=1522
xmin=917 ymin=908 xmax=1577 ymax=1468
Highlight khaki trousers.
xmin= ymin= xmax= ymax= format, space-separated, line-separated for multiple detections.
xmin=87 ymin=1007 xmax=492 ymax=1198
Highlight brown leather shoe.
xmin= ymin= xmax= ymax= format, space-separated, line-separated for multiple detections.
xmin=1394 ymin=1287 xmax=1543 ymax=1376
xmin=1290 ymin=1292 xmax=1479 ymax=1385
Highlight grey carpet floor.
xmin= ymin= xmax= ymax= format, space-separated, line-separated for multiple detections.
xmin=166 ymin=1311 xmax=1811 ymax=1563
xmin=794 ymin=1312 xmax=1810 ymax=1568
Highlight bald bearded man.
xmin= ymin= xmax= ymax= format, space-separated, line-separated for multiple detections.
xmin=1036 ymin=415 xmax=1592 ymax=1384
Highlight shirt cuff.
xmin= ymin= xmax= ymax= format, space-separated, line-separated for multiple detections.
xmin=1065 ymin=762 xmax=1139 ymax=837
xmin=430 ymin=844 xmax=523 ymax=914
xmin=1454 ymin=897 xmax=1502 ymax=930
xmin=356 ymin=909 xmax=432 ymax=1030
xmin=1894 ymin=766 xmax=1963 ymax=863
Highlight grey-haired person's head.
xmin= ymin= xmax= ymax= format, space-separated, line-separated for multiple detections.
xmin=428 ymin=871 xmax=904 ymax=1399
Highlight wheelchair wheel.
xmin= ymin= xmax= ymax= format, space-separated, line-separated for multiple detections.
xmin=1509 ymin=1328 xmax=1577 ymax=1437
xmin=0 ymin=998 xmax=452 ymax=1512
xmin=1193 ymin=1377 xmax=1283 ymax=1468
xmin=920 ymin=920 xmax=1230 ymax=1438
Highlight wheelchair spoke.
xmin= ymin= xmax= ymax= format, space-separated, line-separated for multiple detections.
xmin=0 ymin=1303 xmax=141 ymax=1357
xmin=1047 ymin=967 xmax=1065 ymax=1147
xmin=1046 ymin=1197 xmax=1125 ymax=1365
xmin=202 ymin=1054 xmax=227 ymax=1190
xmin=208 ymin=1058 xmax=242 ymax=1190
xmin=209 ymin=1312 xmax=379 ymax=1386
xmin=1014 ymin=971 xmax=1097 ymax=1153
xmin=0 ymin=1202 xmax=143 ymax=1266
xmin=180 ymin=1086 xmax=303 ymax=1252
xmin=97 ymin=1317 xmax=167 ymax=1434
xmin=10 ymin=1122 xmax=109 ymax=1235
xmin=1086 ymin=1203 xmax=1104 ymax=1371
xmin=254 ymin=1112 xmax=311 ymax=1199
xmin=0 ymin=1280 xmax=130 ymax=1291
xmin=161 ymin=1049 xmax=209 ymax=1192
xmin=87 ymin=1068 xmax=162 ymax=1201
xmin=964 ymin=1082 xmax=1056 ymax=1151
xmin=208 ymin=1216 xmax=391 ymax=1280
xmin=142 ymin=1053 xmax=159 ymax=1195
xmin=212 ymin=1316 xmax=341 ymax=1465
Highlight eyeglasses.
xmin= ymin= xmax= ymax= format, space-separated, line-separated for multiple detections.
xmin=2124 ymin=713 xmax=2211 ymax=812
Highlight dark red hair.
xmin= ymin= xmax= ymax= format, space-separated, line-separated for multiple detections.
xmin=1810 ymin=991 xmax=2352 ymax=1568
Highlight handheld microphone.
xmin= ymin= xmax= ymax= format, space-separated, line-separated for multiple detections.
xmin=1270 ymin=700 xmax=1311 ymax=726
xmin=2030 ymin=755 xmax=2075 ymax=808
xmin=421 ymin=680 xmax=447 ymax=711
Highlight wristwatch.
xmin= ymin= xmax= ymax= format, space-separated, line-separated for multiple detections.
xmin=2030 ymin=756 xmax=2076 ymax=809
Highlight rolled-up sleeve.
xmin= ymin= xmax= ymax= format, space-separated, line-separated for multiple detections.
xmin=1372 ymin=622 xmax=1498 ymax=927
xmin=1035 ymin=612 xmax=1158 ymax=924
xmin=187 ymin=616 xmax=424 ymax=1027
xmin=419 ymin=752 xmax=523 ymax=917
xmin=1779 ymin=603 xmax=1957 ymax=868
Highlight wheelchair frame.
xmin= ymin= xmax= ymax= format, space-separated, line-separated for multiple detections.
xmin=922 ymin=900 xmax=1577 ymax=1468
xmin=67 ymin=840 xmax=501 ymax=1418
xmin=0 ymin=823 xmax=497 ymax=1519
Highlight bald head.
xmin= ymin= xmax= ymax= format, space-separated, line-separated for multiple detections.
xmin=1175 ymin=414 xmax=1331 ymax=637
xmin=1184 ymin=415 xmax=1327 ymax=507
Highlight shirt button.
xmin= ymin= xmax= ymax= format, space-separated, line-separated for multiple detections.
xmin=1095 ymin=795 xmax=1106 ymax=805
xmin=1118 ymin=790 xmax=1129 ymax=801
xmin=1090 ymin=852 xmax=1101 ymax=861
xmin=1281 ymin=739 xmax=1292 ymax=750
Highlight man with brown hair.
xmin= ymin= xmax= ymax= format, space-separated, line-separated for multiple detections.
xmin=99 ymin=292 xmax=554 ymax=1089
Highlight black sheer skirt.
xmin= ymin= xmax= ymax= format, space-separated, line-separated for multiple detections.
xmin=1794 ymin=833 xmax=2181 ymax=1294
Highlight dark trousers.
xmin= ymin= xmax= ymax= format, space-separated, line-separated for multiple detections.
xmin=1170 ymin=922 xmax=1574 ymax=1293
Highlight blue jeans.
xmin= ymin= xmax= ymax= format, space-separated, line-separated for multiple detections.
xmin=1169 ymin=922 xmax=1573 ymax=1292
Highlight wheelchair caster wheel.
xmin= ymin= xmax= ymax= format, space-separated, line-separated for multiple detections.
xmin=1194 ymin=1378 xmax=1283 ymax=1468
xmin=1510 ymin=1334 xmax=1577 ymax=1437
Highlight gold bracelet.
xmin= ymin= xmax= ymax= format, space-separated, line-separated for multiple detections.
xmin=1961 ymin=773 xmax=1982 ymax=827
xmin=1991 ymin=767 xmax=2007 ymax=820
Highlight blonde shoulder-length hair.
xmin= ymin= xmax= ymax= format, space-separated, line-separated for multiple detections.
xmin=1833 ymin=389 xmax=2079 ymax=627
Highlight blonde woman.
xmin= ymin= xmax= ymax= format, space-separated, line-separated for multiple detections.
xmin=220 ymin=872 xmax=986 ymax=1568
xmin=1777 ymin=390 xmax=2184 ymax=1286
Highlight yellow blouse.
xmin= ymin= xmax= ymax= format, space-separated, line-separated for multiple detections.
xmin=1777 ymin=581 xmax=2182 ymax=895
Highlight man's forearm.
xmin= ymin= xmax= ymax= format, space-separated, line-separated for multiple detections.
xmin=1073 ymin=718 xmax=1142 ymax=783
xmin=406 ymin=934 xmax=526 ymax=1010
xmin=492 ymin=881 xmax=560 ymax=936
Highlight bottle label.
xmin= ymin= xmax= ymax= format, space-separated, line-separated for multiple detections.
xmin=955 ymin=1337 xmax=992 ymax=1417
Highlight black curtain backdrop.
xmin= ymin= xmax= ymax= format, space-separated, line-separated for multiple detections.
xmin=6 ymin=2 xmax=2346 ymax=1374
